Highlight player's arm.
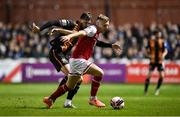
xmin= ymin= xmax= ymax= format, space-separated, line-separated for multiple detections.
xmin=96 ymin=40 xmax=122 ymax=55
xmin=49 ymin=28 xmax=73 ymax=35
xmin=96 ymin=40 xmax=112 ymax=48
xmin=32 ymin=19 xmax=75 ymax=33
xmin=32 ymin=21 xmax=61 ymax=33
xmin=61 ymin=25 xmax=96 ymax=43
xmin=62 ymin=30 xmax=86 ymax=42
xmin=162 ymin=41 xmax=168 ymax=59
xmin=162 ymin=48 xmax=168 ymax=59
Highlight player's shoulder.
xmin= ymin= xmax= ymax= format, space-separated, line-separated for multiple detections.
xmin=59 ymin=19 xmax=76 ymax=26
xmin=85 ymin=25 xmax=97 ymax=32
xmin=84 ymin=25 xmax=97 ymax=37
xmin=59 ymin=19 xmax=74 ymax=22
xmin=87 ymin=25 xmax=97 ymax=29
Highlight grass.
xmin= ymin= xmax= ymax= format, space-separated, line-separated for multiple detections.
xmin=0 ymin=83 xmax=180 ymax=116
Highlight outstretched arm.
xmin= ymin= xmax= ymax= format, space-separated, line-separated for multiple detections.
xmin=32 ymin=21 xmax=61 ymax=33
xmin=163 ymin=48 xmax=168 ymax=59
xmin=49 ymin=28 xmax=73 ymax=35
xmin=61 ymin=30 xmax=87 ymax=43
xmin=96 ymin=40 xmax=112 ymax=48
xmin=32 ymin=19 xmax=75 ymax=33
xmin=96 ymin=40 xmax=122 ymax=55
xmin=61 ymin=25 xmax=97 ymax=43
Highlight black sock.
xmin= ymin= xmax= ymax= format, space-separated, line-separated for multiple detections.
xmin=67 ymin=82 xmax=81 ymax=100
xmin=59 ymin=76 xmax=68 ymax=86
xmin=144 ymin=78 xmax=150 ymax=93
xmin=156 ymin=77 xmax=163 ymax=90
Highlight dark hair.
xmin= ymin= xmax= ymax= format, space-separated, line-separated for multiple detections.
xmin=80 ymin=12 xmax=92 ymax=21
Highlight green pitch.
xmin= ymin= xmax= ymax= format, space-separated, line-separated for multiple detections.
xmin=0 ymin=83 xmax=180 ymax=116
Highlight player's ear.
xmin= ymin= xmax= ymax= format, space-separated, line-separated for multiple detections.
xmin=96 ymin=20 xmax=100 ymax=26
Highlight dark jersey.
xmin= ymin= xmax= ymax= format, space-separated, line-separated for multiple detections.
xmin=40 ymin=19 xmax=76 ymax=31
xmin=39 ymin=19 xmax=77 ymax=55
xmin=146 ymin=37 xmax=167 ymax=64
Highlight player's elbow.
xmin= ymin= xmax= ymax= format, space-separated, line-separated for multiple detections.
xmin=79 ymin=30 xmax=87 ymax=36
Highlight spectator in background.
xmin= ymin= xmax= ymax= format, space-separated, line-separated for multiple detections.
xmin=0 ymin=21 xmax=179 ymax=60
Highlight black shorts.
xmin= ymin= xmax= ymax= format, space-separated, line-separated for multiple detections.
xmin=49 ymin=48 xmax=69 ymax=72
xmin=149 ymin=63 xmax=164 ymax=71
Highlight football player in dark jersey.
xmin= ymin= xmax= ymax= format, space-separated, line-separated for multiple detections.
xmin=144 ymin=29 xmax=168 ymax=96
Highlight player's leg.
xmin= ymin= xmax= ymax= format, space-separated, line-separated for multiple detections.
xmin=155 ymin=64 xmax=165 ymax=95
xmin=64 ymin=78 xmax=82 ymax=108
xmin=85 ymin=63 xmax=105 ymax=107
xmin=48 ymin=49 xmax=70 ymax=88
xmin=44 ymin=73 xmax=81 ymax=109
xmin=43 ymin=49 xmax=70 ymax=108
xmin=59 ymin=74 xmax=82 ymax=108
xmin=49 ymin=48 xmax=69 ymax=85
xmin=48 ymin=50 xmax=83 ymax=108
xmin=61 ymin=63 xmax=82 ymax=108
xmin=59 ymin=64 xmax=70 ymax=86
xmin=62 ymin=58 xmax=88 ymax=108
xmin=144 ymin=63 xmax=154 ymax=95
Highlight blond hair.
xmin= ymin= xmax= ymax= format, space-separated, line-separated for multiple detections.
xmin=97 ymin=14 xmax=109 ymax=22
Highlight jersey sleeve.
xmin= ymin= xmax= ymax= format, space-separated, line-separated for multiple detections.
xmin=96 ymin=40 xmax=112 ymax=48
xmin=39 ymin=19 xmax=75 ymax=31
xmin=83 ymin=25 xmax=97 ymax=37
xmin=59 ymin=19 xmax=75 ymax=28
xmin=40 ymin=20 xmax=60 ymax=31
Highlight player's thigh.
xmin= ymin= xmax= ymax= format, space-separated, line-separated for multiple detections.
xmin=66 ymin=75 xmax=81 ymax=90
xmin=147 ymin=70 xmax=152 ymax=78
xmin=149 ymin=63 xmax=155 ymax=71
xmin=85 ymin=63 xmax=104 ymax=77
xmin=158 ymin=71 xmax=165 ymax=78
xmin=158 ymin=64 xmax=165 ymax=78
xmin=49 ymin=48 xmax=69 ymax=75
xmin=61 ymin=64 xmax=70 ymax=75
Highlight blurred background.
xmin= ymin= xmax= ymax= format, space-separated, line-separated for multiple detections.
xmin=0 ymin=0 xmax=179 ymax=84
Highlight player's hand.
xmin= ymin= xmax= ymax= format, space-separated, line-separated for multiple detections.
xmin=61 ymin=36 xmax=71 ymax=44
xmin=32 ymin=22 xmax=40 ymax=33
xmin=112 ymin=42 xmax=122 ymax=55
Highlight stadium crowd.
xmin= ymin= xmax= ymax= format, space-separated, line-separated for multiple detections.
xmin=0 ymin=21 xmax=179 ymax=60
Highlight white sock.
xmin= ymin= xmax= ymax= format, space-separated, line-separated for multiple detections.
xmin=64 ymin=99 xmax=72 ymax=106
xmin=90 ymin=96 xmax=97 ymax=100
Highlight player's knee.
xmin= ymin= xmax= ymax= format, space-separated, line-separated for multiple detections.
xmin=97 ymin=69 xmax=104 ymax=77
xmin=66 ymin=75 xmax=81 ymax=90
xmin=59 ymin=76 xmax=68 ymax=86
xmin=77 ymin=79 xmax=82 ymax=85
xmin=159 ymin=71 xmax=164 ymax=78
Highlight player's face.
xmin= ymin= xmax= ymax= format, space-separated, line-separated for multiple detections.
xmin=80 ymin=19 xmax=92 ymax=28
xmin=97 ymin=20 xmax=109 ymax=32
